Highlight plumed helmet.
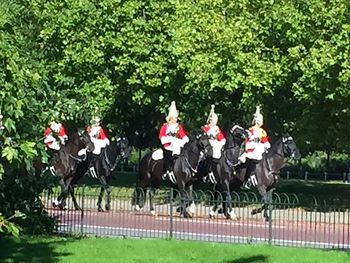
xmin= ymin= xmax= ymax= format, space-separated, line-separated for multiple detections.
xmin=252 ymin=106 xmax=263 ymax=125
xmin=207 ymin=105 xmax=218 ymax=124
xmin=166 ymin=101 xmax=179 ymax=121
xmin=92 ymin=116 xmax=101 ymax=125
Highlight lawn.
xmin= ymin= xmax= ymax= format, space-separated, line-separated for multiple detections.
xmin=0 ymin=236 xmax=349 ymax=263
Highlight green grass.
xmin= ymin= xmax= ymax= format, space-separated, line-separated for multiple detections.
xmin=0 ymin=236 xmax=349 ymax=263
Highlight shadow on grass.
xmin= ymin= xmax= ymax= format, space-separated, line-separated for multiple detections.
xmin=223 ymin=255 xmax=269 ymax=263
xmin=0 ymin=236 xmax=73 ymax=263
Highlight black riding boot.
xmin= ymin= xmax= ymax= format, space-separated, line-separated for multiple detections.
xmin=89 ymin=154 xmax=99 ymax=178
xmin=162 ymin=150 xmax=173 ymax=180
xmin=203 ymin=158 xmax=213 ymax=183
xmin=243 ymin=159 xmax=258 ymax=189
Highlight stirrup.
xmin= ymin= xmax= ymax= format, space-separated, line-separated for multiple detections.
xmin=89 ymin=167 xmax=97 ymax=178
xmin=242 ymin=180 xmax=251 ymax=189
xmin=162 ymin=171 xmax=169 ymax=180
xmin=49 ymin=166 xmax=56 ymax=176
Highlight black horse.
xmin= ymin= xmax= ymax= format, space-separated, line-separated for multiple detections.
xmin=90 ymin=136 xmax=130 ymax=212
xmin=207 ymin=125 xmax=249 ymax=219
xmin=236 ymin=134 xmax=301 ymax=221
xmin=133 ymin=133 xmax=213 ymax=217
xmin=51 ymin=131 xmax=94 ymax=210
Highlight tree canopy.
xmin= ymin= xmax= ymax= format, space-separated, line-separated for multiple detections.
xmin=1 ymin=0 xmax=350 ymax=170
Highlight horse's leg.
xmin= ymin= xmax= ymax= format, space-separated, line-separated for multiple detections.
xmin=70 ymin=185 xmax=82 ymax=211
xmin=222 ymin=180 xmax=237 ymax=220
xmin=251 ymin=186 xmax=268 ymax=220
xmin=187 ymin=185 xmax=196 ymax=216
xmin=58 ymin=177 xmax=73 ymax=210
xmin=53 ymin=178 xmax=65 ymax=208
xmin=133 ymin=187 xmax=147 ymax=211
xmin=148 ymin=188 xmax=157 ymax=216
xmin=104 ymin=174 xmax=112 ymax=211
xmin=209 ymin=189 xmax=219 ymax=219
xmin=97 ymin=177 xmax=106 ymax=212
xmin=177 ymin=180 xmax=190 ymax=218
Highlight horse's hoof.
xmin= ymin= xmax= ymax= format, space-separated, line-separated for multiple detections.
xmin=151 ymin=210 xmax=157 ymax=217
xmin=183 ymin=212 xmax=192 ymax=218
xmin=52 ymin=199 xmax=60 ymax=208
xmin=105 ymin=205 xmax=111 ymax=211
xmin=187 ymin=203 xmax=196 ymax=215
xmin=58 ymin=205 xmax=67 ymax=211
xmin=227 ymin=211 xmax=238 ymax=220
xmin=98 ymin=207 xmax=104 ymax=212
xmin=251 ymin=209 xmax=257 ymax=215
xmin=75 ymin=206 xmax=82 ymax=211
xmin=209 ymin=210 xmax=216 ymax=219
xmin=134 ymin=205 xmax=141 ymax=211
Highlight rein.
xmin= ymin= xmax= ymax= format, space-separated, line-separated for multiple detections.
xmin=69 ymin=153 xmax=87 ymax=162
xmin=103 ymin=147 xmax=121 ymax=172
xmin=182 ymin=143 xmax=206 ymax=173
xmin=223 ymin=149 xmax=239 ymax=168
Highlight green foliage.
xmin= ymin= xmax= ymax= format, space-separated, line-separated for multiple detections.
xmin=0 ymin=211 xmax=25 ymax=237
xmin=1 ymin=0 xmax=350 ymax=234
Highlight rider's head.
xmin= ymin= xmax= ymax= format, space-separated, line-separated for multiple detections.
xmin=252 ymin=106 xmax=263 ymax=127
xmin=166 ymin=101 xmax=179 ymax=125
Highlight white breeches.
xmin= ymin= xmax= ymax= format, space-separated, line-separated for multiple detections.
xmin=78 ymin=148 xmax=87 ymax=156
xmin=171 ymin=138 xmax=184 ymax=155
xmin=245 ymin=143 xmax=266 ymax=161
xmin=210 ymin=139 xmax=224 ymax=159
xmin=47 ymin=140 xmax=60 ymax=151
xmin=164 ymin=138 xmax=187 ymax=156
xmin=92 ymin=139 xmax=109 ymax=155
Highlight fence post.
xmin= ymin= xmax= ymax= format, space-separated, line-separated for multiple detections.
xmin=268 ymin=190 xmax=273 ymax=245
xmin=169 ymin=188 xmax=173 ymax=239
xmin=286 ymin=171 xmax=290 ymax=180
xmin=324 ymin=172 xmax=327 ymax=181
xmin=80 ymin=186 xmax=85 ymax=235
xmin=305 ymin=171 xmax=308 ymax=182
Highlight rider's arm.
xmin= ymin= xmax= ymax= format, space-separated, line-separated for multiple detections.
xmin=159 ymin=124 xmax=173 ymax=145
xmin=178 ymin=125 xmax=189 ymax=144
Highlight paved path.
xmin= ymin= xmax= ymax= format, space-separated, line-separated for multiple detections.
xmin=48 ymin=207 xmax=350 ymax=249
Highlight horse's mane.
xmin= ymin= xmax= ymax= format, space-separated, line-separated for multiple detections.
xmin=182 ymin=136 xmax=197 ymax=152
xmin=265 ymin=138 xmax=282 ymax=158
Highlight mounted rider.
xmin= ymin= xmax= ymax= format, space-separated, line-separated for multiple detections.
xmin=159 ymin=101 xmax=189 ymax=180
xmin=238 ymin=106 xmax=271 ymax=188
xmin=202 ymin=105 xmax=226 ymax=179
xmin=87 ymin=116 xmax=110 ymax=178
xmin=44 ymin=118 xmax=68 ymax=157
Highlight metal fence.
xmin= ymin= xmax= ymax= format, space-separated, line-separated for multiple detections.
xmin=41 ymin=187 xmax=350 ymax=250
xmin=117 ymin=164 xmax=350 ymax=183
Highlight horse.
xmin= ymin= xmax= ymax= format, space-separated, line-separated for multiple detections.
xmin=235 ymin=134 xmax=301 ymax=221
xmin=51 ymin=130 xmax=95 ymax=210
xmin=133 ymin=133 xmax=213 ymax=217
xmin=89 ymin=136 xmax=130 ymax=212
xmin=207 ymin=125 xmax=249 ymax=220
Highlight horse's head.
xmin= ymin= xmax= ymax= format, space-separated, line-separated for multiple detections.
xmin=229 ymin=124 xmax=249 ymax=145
xmin=196 ymin=133 xmax=213 ymax=157
xmin=281 ymin=134 xmax=301 ymax=160
xmin=77 ymin=130 xmax=94 ymax=152
xmin=115 ymin=136 xmax=130 ymax=159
